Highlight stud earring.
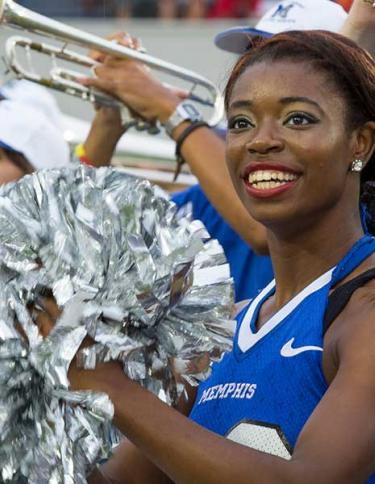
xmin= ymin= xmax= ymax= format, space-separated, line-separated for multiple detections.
xmin=350 ymin=159 xmax=365 ymax=172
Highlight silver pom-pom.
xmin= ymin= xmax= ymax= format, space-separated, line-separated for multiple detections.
xmin=0 ymin=166 xmax=235 ymax=482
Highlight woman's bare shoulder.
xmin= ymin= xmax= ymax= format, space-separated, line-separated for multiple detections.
xmin=335 ymin=278 xmax=375 ymax=358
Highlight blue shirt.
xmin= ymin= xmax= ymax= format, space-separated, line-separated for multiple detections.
xmin=190 ymin=235 xmax=375 ymax=481
xmin=171 ymin=185 xmax=273 ymax=302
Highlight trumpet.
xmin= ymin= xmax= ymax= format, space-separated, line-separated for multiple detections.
xmin=0 ymin=0 xmax=224 ymax=133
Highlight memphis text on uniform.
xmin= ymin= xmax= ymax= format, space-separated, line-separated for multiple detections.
xmin=197 ymin=382 xmax=257 ymax=404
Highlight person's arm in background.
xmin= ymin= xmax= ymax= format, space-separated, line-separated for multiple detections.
xmin=78 ymin=34 xmax=135 ymax=168
xmin=80 ymin=51 xmax=268 ymax=254
xmin=82 ymin=106 xmax=126 ymax=167
xmin=340 ymin=0 xmax=375 ymax=55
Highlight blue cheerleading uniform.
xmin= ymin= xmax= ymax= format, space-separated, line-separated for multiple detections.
xmin=190 ymin=235 xmax=375 ymax=480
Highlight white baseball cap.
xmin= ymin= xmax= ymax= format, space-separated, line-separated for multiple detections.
xmin=215 ymin=0 xmax=348 ymax=54
xmin=0 ymin=80 xmax=70 ymax=170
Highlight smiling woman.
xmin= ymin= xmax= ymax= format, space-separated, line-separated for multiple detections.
xmin=68 ymin=30 xmax=375 ymax=483
xmin=225 ymin=31 xmax=375 ymax=238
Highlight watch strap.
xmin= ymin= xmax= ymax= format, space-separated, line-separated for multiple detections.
xmin=173 ymin=121 xmax=209 ymax=181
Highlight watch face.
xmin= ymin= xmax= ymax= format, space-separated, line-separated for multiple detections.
xmin=179 ymin=103 xmax=201 ymax=119
xmin=164 ymin=101 xmax=203 ymax=135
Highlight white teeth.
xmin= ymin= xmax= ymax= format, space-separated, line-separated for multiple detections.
xmin=254 ymin=181 xmax=282 ymax=190
xmin=248 ymin=170 xmax=298 ymax=188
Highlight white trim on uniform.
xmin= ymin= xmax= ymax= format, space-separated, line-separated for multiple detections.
xmin=238 ymin=268 xmax=335 ymax=353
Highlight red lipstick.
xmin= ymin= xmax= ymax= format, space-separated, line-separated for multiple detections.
xmin=242 ymin=162 xmax=301 ymax=199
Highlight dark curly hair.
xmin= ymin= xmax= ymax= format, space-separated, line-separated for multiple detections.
xmin=224 ymin=30 xmax=375 ymax=232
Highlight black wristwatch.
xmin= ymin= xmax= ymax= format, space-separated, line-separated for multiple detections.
xmin=164 ymin=101 xmax=203 ymax=136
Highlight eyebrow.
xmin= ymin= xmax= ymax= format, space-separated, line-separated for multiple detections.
xmin=279 ymin=96 xmax=323 ymax=112
xmin=229 ymin=96 xmax=323 ymax=112
xmin=228 ymin=100 xmax=253 ymax=110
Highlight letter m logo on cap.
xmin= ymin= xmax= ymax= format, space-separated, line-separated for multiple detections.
xmin=272 ymin=3 xmax=295 ymax=18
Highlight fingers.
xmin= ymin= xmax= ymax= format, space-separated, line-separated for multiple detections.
xmin=37 ymin=296 xmax=61 ymax=320
xmin=81 ymin=57 xmax=180 ymax=123
xmin=89 ymin=31 xmax=142 ymax=64
xmin=170 ymin=87 xmax=189 ymax=100
xmin=172 ymin=353 xmax=211 ymax=376
xmin=91 ymin=57 xmax=141 ymax=82
xmin=31 ymin=296 xmax=61 ymax=338
xmin=33 ymin=308 xmax=54 ymax=338
xmin=80 ymin=76 xmax=119 ymax=99
xmin=81 ymin=62 xmax=142 ymax=101
xmin=188 ymin=353 xmax=210 ymax=374
xmin=89 ymin=32 xmax=127 ymax=63
xmin=98 ymin=56 xmax=148 ymax=74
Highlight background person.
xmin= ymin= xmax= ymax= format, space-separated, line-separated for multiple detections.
xmin=341 ymin=0 xmax=375 ymax=55
xmin=214 ymin=0 xmax=347 ymax=53
xmin=0 ymin=80 xmax=70 ymax=184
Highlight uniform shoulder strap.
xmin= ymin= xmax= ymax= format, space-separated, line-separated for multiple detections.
xmin=323 ymin=268 xmax=375 ymax=335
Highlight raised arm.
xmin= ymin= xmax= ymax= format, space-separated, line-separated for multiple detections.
xmin=77 ymin=34 xmax=136 ymax=168
xmin=81 ymin=106 xmax=127 ymax=167
xmin=80 ymin=54 xmax=268 ymax=254
xmin=340 ymin=0 xmax=375 ymax=55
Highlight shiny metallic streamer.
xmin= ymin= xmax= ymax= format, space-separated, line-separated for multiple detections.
xmin=0 ymin=166 xmax=234 ymax=482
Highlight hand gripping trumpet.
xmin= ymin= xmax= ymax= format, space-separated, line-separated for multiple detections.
xmin=0 ymin=0 xmax=224 ymax=133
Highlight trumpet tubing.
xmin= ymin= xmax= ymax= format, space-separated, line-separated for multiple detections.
xmin=0 ymin=0 xmax=224 ymax=128
xmin=6 ymin=36 xmax=119 ymax=104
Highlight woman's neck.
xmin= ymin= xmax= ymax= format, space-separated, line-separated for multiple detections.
xmin=266 ymin=210 xmax=365 ymax=309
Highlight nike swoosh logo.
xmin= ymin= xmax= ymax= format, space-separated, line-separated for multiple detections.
xmin=280 ymin=338 xmax=323 ymax=357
